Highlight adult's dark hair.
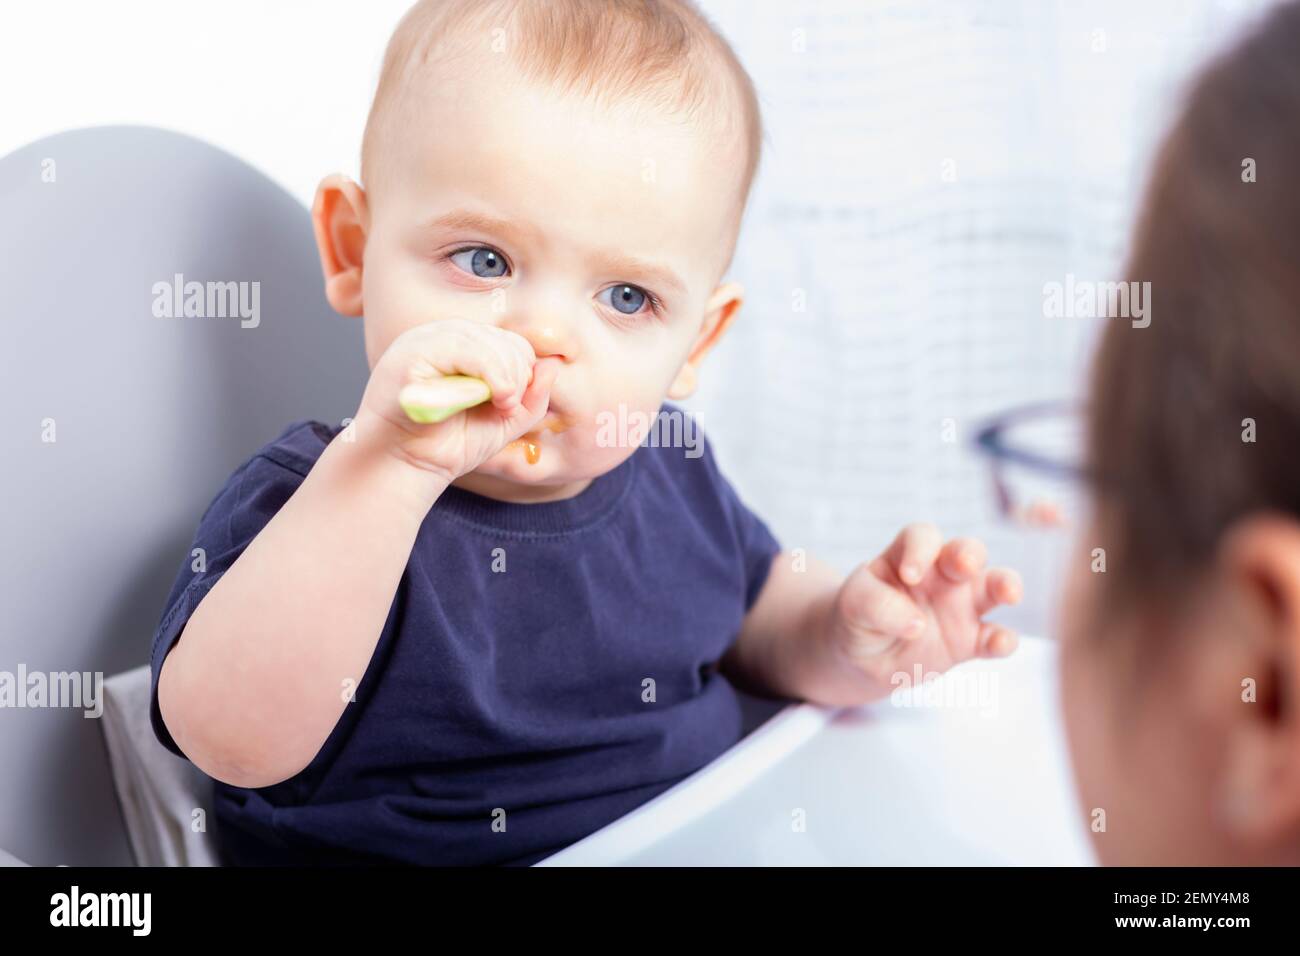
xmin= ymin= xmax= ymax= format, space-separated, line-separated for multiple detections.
xmin=1086 ymin=1 xmax=1300 ymax=627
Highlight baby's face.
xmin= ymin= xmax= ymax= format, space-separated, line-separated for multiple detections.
xmin=358 ymin=49 xmax=745 ymax=499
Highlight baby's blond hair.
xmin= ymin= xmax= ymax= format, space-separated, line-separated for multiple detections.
xmin=361 ymin=0 xmax=764 ymax=251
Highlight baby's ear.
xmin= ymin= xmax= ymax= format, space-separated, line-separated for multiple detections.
xmin=668 ymin=281 xmax=744 ymax=399
xmin=311 ymin=174 xmax=369 ymax=317
xmin=1214 ymin=514 xmax=1300 ymax=846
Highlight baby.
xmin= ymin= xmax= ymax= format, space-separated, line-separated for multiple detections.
xmin=150 ymin=0 xmax=1023 ymax=866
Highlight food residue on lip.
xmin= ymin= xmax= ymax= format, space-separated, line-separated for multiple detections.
xmin=507 ymin=414 xmax=570 ymax=465
xmin=510 ymin=436 xmax=542 ymax=464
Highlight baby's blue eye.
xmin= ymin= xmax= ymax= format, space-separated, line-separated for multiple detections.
xmin=449 ymin=246 xmax=509 ymax=278
xmin=604 ymin=284 xmax=647 ymax=315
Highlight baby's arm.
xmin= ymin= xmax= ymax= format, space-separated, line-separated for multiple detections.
xmin=720 ymin=524 xmax=1023 ymax=707
xmin=158 ymin=320 xmax=558 ymax=789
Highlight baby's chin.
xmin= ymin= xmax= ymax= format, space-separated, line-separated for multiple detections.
xmin=469 ymin=426 xmax=632 ymax=493
xmin=482 ymin=436 xmax=570 ymax=480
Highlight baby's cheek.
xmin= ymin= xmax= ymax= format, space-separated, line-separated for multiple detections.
xmin=359 ymin=271 xmax=439 ymax=365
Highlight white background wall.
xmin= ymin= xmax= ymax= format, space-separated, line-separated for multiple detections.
xmin=0 ymin=0 xmax=1278 ymax=636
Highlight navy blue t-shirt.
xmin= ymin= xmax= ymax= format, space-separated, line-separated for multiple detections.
xmin=149 ymin=404 xmax=781 ymax=866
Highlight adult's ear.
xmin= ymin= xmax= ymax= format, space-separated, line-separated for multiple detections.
xmin=1213 ymin=513 xmax=1300 ymax=851
xmin=310 ymin=174 xmax=369 ymax=317
xmin=667 ymin=281 xmax=744 ymax=400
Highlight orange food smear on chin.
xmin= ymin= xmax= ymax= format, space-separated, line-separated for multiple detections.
xmin=508 ymin=433 xmax=543 ymax=464
xmin=507 ymin=414 xmax=569 ymax=465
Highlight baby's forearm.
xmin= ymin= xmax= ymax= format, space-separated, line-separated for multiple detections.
xmin=722 ymin=553 xmax=847 ymax=704
xmin=158 ymin=409 xmax=447 ymax=789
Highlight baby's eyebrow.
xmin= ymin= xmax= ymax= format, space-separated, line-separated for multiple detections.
xmin=425 ymin=209 xmax=544 ymax=246
xmin=425 ymin=208 xmax=687 ymax=299
xmin=588 ymin=250 xmax=687 ymax=299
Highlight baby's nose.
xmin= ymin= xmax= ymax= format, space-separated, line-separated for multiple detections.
xmin=510 ymin=319 xmax=578 ymax=363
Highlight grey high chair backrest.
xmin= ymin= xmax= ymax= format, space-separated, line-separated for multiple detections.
xmin=0 ymin=126 xmax=367 ymax=865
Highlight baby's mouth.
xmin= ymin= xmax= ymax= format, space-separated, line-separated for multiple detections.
xmin=537 ymin=410 xmax=571 ymax=433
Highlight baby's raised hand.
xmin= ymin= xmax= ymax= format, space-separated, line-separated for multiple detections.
xmin=356 ymin=318 xmax=560 ymax=485
xmin=826 ymin=523 xmax=1022 ymax=690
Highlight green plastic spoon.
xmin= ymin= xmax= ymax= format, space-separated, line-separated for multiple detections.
xmin=399 ymin=374 xmax=493 ymax=424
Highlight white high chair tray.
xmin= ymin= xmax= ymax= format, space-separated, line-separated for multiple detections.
xmin=540 ymin=636 xmax=1096 ymax=866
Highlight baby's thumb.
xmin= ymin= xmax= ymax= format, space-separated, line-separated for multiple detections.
xmin=514 ymin=357 xmax=561 ymax=424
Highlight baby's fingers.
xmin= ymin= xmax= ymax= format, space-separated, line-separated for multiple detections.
xmin=936 ymin=537 xmax=987 ymax=584
xmin=976 ymin=621 xmax=1018 ymax=658
xmin=882 ymin=522 xmax=943 ymax=586
xmin=836 ymin=564 xmax=928 ymax=654
xmin=478 ymin=333 xmax=535 ymax=411
xmin=508 ymin=357 xmax=561 ymax=429
xmin=415 ymin=320 xmax=534 ymax=411
xmin=975 ymin=567 xmax=1024 ymax=615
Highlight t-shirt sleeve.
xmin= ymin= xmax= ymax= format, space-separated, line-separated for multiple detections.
xmin=697 ymin=429 xmax=783 ymax=613
xmin=148 ymin=452 xmax=311 ymax=759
